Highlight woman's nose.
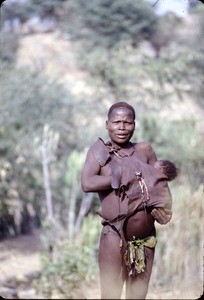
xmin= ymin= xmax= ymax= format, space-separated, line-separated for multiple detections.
xmin=119 ymin=122 xmax=125 ymax=130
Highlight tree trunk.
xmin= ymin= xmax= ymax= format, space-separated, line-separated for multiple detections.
xmin=67 ymin=180 xmax=78 ymax=240
xmin=41 ymin=146 xmax=54 ymax=222
xmin=74 ymin=193 xmax=94 ymax=236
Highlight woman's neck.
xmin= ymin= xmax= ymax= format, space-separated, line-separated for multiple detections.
xmin=110 ymin=140 xmax=133 ymax=149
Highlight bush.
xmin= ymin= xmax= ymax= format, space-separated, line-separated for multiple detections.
xmin=0 ymin=32 xmax=20 ymax=63
xmin=36 ymin=214 xmax=101 ymax=299
xmin=61 ymin=0 xmax=157 ymax=50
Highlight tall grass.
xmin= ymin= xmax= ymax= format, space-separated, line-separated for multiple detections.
xmin=149 ymin=184 xmax=203 ymax=299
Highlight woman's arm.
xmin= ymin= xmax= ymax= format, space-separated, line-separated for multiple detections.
xmin=81 ymin=148 xmax=112 ymax=193
xmin=136 ymin=141 xmax=157 ymax=165
xmin=151 ymin=183 xmax=173 ymax=224
xmin=145 ymin=142 xmax=157 ymax=165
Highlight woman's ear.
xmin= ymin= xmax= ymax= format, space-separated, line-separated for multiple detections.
xmin=105 ymin=120 xmax=108 ymax=130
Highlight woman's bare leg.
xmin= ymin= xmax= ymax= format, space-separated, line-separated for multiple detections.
xmin=125 ymin=247 xmax=155 ymax=299
xmin=98 ymin=225 xmax=124 ymax=299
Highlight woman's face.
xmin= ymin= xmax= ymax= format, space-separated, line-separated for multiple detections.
xmin=106 ymin=107 xmax=135 ymax=146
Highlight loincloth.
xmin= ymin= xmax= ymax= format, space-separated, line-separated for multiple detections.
xmin=124 ymin=235 xmax=157 ymax=277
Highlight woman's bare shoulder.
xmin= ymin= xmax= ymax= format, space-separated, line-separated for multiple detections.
xmin=134 ymin=141 xmax=157 ymax=164
xmin=134 ymin=141 xmax=153 ymax=151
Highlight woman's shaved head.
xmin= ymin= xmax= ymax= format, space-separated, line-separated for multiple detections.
xmin=108 ymin=102 xmax=135 ymax=120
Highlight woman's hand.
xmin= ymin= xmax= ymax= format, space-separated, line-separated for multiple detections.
xmin=151 ymin=208 xmax=172 ymax=225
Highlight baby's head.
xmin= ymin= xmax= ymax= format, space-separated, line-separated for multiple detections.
xmin=154 ymin=160 xmax=178 ymax=181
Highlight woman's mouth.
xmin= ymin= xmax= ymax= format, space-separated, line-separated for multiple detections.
xmin=116 ymin=134 xmax=128 ymax=138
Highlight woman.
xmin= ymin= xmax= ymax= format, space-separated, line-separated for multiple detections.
xmin=81 ymin=102 xmax=172 ymax=299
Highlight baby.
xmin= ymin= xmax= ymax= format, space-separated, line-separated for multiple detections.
xmin=153 ymin=159 xmax=178 ymax=182
xmin=125 ymin=159 xmax=178 ymax=241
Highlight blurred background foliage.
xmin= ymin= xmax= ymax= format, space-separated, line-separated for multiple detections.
xmin=0 ymin=0 xmax=203 ymax=298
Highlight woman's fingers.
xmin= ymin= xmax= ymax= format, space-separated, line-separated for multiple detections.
xmin=151 ymin=208 xmax=172 ymax=225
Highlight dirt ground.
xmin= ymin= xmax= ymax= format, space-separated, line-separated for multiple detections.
xmin=0 ymin=229 xmax=43 ymax=299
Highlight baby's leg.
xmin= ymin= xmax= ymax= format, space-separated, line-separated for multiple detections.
xmin=98 ymin=225 xmax=124 ymax=299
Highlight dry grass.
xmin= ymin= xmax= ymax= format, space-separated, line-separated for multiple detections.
xmin=148 ymin=184 xmax=203 ymax=299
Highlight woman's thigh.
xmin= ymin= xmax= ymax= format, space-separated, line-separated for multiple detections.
xmin=98 ymin=225 xmax=124 ymax=298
